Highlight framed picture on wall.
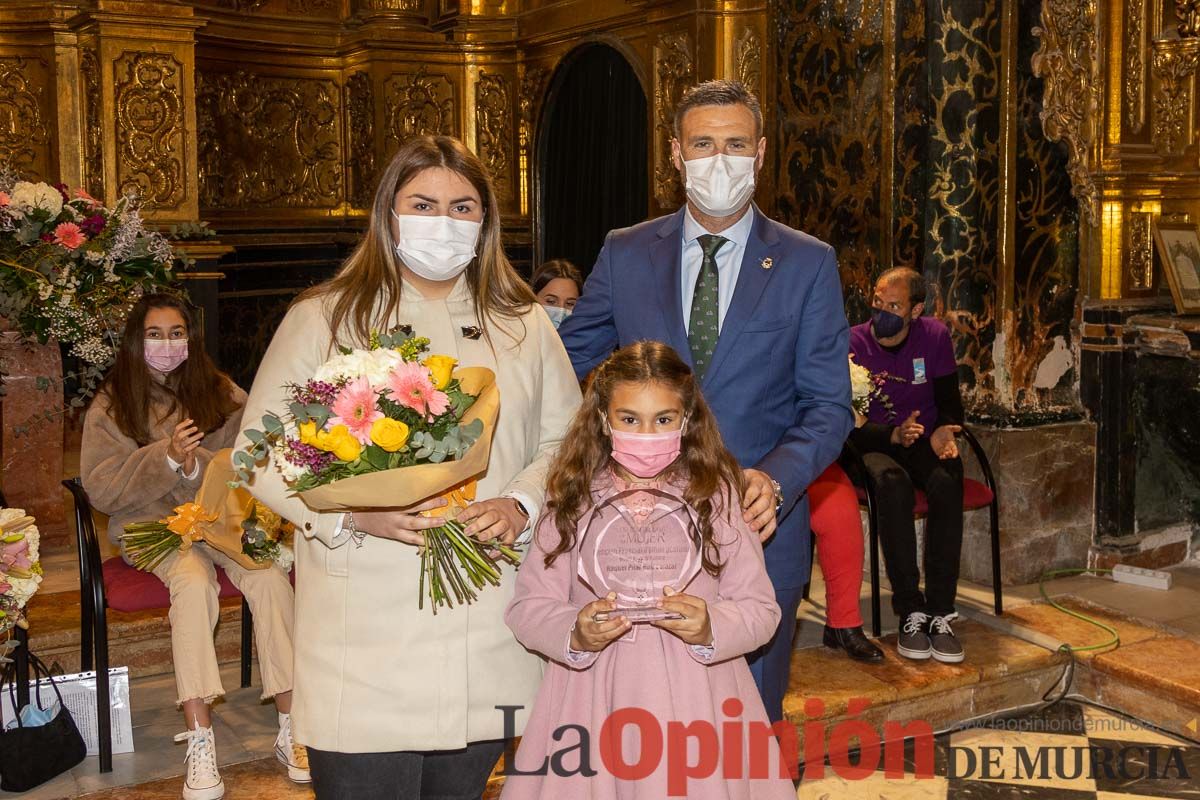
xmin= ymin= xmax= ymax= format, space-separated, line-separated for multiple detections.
xmin=1152 ymin=219 xmax=1200 ymax=314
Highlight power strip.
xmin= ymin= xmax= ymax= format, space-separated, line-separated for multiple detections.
xmin=1112 ymin=563 xmax=1173 ymax=591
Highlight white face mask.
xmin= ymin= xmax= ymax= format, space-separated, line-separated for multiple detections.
xmin=391 ymin=210 xmax=482 ymax=282
xmin=543 ymin=305 xmax=571 ymax=329
xmin=682 ymin=153 xmax=757 ymax=218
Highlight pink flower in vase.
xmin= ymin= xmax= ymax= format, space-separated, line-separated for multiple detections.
xmin=386 ymin=361 xmax=449 ymax=420
xmin=73 ymin=187 xmax=100 ymax=207
xmin=0 ymin=537 xmax=32 ymax=572
xmin=53 ymin=222 xmax=87 ymax=250
xmin=0 ymin=191 xmax=10 ymax=208
xmin=329 ymin=376 xmax=383 ymax=445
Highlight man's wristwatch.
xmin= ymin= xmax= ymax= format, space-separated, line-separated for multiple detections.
xmin=770 ymin=478 xmax=784 ymax=512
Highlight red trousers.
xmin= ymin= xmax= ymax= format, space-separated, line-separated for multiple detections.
xmin=808 ymin=462 xmax=865 ymax=629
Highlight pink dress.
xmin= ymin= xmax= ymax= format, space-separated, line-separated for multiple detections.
xmin=502 ymin=472 xmax=796 ymax=800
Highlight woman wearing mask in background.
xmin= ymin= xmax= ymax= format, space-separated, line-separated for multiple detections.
xmin=238 ymin=134 xmax=581 ymax=800
xmin=531 ymin=258 xmax=581 ymax=330
xmin=81 ymin=294 xmax=304 ymax=800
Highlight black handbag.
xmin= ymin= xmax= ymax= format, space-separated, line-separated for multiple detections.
xmin=0 ymin=651 xmax=88 ymax=792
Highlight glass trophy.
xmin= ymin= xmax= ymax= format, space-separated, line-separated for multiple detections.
xmin=577 ymin=487 xmax=702 ymax=623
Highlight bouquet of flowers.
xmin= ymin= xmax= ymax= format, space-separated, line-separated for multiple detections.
xmin=122 ymin=451 xmax=294 ymax=573
xmin=0 ymin=165 xmax=177 ymax=410
xmin=235 ymin=327 xmax=511 ymax=613
xmin=0 ymin=507 xmax=43 ymax=664
xmin=849 ymin=354 xmax=897 ymax=425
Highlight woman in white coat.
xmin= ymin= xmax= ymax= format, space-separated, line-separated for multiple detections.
xmin=238 ymin=135 xmax=581 ymax=799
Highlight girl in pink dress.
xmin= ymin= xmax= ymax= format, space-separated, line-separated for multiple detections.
xmin=503 ymin=342 xmax=796 ymax=800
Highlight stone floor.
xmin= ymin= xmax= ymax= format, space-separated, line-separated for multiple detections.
xmin=6 ymin=561 xmax=1199 ymax=799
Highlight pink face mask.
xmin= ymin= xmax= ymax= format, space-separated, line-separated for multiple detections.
xmin=609 ymin=427 xmax=684 ymax=478
xmin=144 ymin=339 xmax=188 ymax=373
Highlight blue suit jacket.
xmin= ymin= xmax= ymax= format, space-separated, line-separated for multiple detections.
xmin=559 ymin=206 xmax=854 ymax=590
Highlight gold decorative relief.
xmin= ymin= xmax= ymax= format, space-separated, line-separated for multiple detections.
xmin=653 ymin=31 xmax=694 ymax=207
xmin=0 ymin=56 xmax=51 ymax=180
xmin=114 ymin=52 xmax=185 ymax=210
xmin=1151 ymin=37 xmax=1200 ymax=158
xmin=1031 ymin=0 xmax=1100 ymax=225
xmin=216 ymin=0 xmax=270 ymax=11
xmin=1127 ymin=0 xmax=1146 ymax=134
xmin=734 ymin=28 xmax=761 ymax=94
xmin=1127 ymin=211 xmax=1155 ymax=291
xmin=80 ymin=48 xmax=104 ymax=199
xmin=385 ymin=67 xmax=455 ymax=151
xmin=356 ymin=0 xmax=423 ymax=9
xmin=518 ymin=65 xmax=549 ymax=216
xmin=196 ymin=70 xmax=342 ymax=209
xmin=475 ymin=70 xmax=512 ymax=195
xmin=1177 ymin=1 xmax=1200 ymax=37
xmin=345 ymin=71 xmax=375 ymax=208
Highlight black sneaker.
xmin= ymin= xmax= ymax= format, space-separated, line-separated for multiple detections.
xmin=928 ymin=614 xmax=964 ymax=663
xmin=897 ymin=611 xmax=932 ymax=660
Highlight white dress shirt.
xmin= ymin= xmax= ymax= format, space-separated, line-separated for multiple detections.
xmin=680 ymin=206 xmax=755 ymax=333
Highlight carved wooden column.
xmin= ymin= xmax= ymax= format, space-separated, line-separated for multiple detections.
xmin=75 ymin=0 xmax=204 ymax=223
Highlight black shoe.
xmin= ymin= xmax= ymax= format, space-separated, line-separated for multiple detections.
xmin=928 ymin=614 xmax=964 ymax=663
xmin=822 ymin=625 xmax=885 ymax=663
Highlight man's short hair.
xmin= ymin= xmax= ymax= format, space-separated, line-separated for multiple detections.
xmin=673 ymin=80 xmax=763 ymax=140
xmin=877 ymin=267 xmax=927 ymax=306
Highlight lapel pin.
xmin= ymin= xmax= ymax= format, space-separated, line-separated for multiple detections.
xmin=461 ymin=325 xmax=482 ymax=340
xmin=760 ymin=257 xmax=773 ymax=270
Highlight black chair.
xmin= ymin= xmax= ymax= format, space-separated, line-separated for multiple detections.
xmin=62 ymin=478 xmax=253 ymax=773
xmin=843 ymin=425 xmax=1002 ymax=637
xmin=0 ymin=487 xmax=31 ymax=710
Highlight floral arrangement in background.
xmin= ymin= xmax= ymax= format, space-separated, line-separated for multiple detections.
xmin=849 ymin=354 xmax=898 ymax=425
xmin=0 ymin=163 xmax=177 ymax=412
xmin=122 ymin=498 xmax=294 ymax=574
xmin=236 ymin=326 xmax=512 ymax=613
xmin=0 ymin=506 xmax=42 ymax=664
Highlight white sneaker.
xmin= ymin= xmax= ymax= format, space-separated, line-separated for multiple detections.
xmin=274 ymin=712 xmax=311 ymax=783
xmin=174 ymin=725 xmax=225 ymax=800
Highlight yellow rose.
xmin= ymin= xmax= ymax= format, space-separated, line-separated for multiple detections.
xmin=326 ymin=425 xmax=362 ymax=462
xmin=297 ymin=420 xmax=319 ymax=446
xmin=369 ymin=417 xmax=410 ymax=452
xmin=423 ymin=354 xmax=458 ymax=390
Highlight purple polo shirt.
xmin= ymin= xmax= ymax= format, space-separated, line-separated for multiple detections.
xmin=849 ymin=316 xmax=957 ymax=434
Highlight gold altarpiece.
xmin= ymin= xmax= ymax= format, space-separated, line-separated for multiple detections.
xmin=0 ymin=0 xmax=769 ymax=240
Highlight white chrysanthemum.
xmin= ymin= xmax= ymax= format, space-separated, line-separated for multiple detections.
xmin=9 ymin=181 xmax=63 ymax=217
xmin=6 ymin=573 xmax=42 ymax=608
xmin=270 ymin=441 xmax=306 ymax=482
xmin=312 ymin=347 xmax=401 ymax=386
xmin=849 ymin=355 xmax=873 ymax=402
xmin=274 ymin=544 xmax=295 ymax=573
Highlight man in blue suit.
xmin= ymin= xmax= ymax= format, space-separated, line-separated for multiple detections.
xmin=559 ymin=80 xmax=855 ymax=722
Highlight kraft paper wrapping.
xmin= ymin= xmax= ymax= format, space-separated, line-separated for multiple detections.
xmin=295 ymin=367 xmax=499 ymax=512
xmin=190 ymin=450 xmax=272 ymax=571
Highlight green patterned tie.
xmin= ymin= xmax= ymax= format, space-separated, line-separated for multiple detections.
xmin=688 ymin=234 xmax=728 ymax=377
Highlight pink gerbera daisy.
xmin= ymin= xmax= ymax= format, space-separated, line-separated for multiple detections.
xmin=386 ymin=361 xmax=449 ymax=420
xmin=53 ymin=221 xmax=86 ymax=250
xmin=329 ymin=376 xmax=384 ymax=444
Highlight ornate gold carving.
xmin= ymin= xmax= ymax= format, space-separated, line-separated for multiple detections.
xmin=1128 ymin=211 xmax=1155 ymax=291
xmin=356 ymin=0 xmax=423 ymax=9
xmin=653 ymin=31 xmax=694 ymax=207
xmin=1031 ymin=0 xmax=1101 ymax=225
xmin=385 ymin=67 xmax=455 ymax=151
xmin=288 ymin=0 xmax=339 ymax=10
xmin=216 ymin=0 xmax=270 ymax=11
xmin=475 ymin=70 xmax=512 ymax=195
xmin=345 ymin=71 xmax=375 ymax=208
xmin=0 ymin=56 xmax=51 ymax=180
xmin=1176 ymin=1 xmax=1200 ymax=37
xmin=1126 ymin=0 xmax=1146 ymax=134
xmin=1151 ymin=37 xmax=1200 ymax=158
xmin=734 ymin=28 xmax=761 ymax=94
xmin=196 ymin=70 xmax=342 ymax=208
xmin=518 ymin=65 xmax=550 ymax=215
xmin=114 ymin=52 xmax=185 ymax=209
xmin=80 ymin=48 xmax=104 ymax=199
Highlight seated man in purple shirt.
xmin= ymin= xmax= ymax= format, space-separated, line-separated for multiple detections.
xmin=848 ymin=267 xmax=965 ymax=664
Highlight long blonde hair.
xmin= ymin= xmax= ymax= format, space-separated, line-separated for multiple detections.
xmin=301 ymin=135 xmax=535 ymax=347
